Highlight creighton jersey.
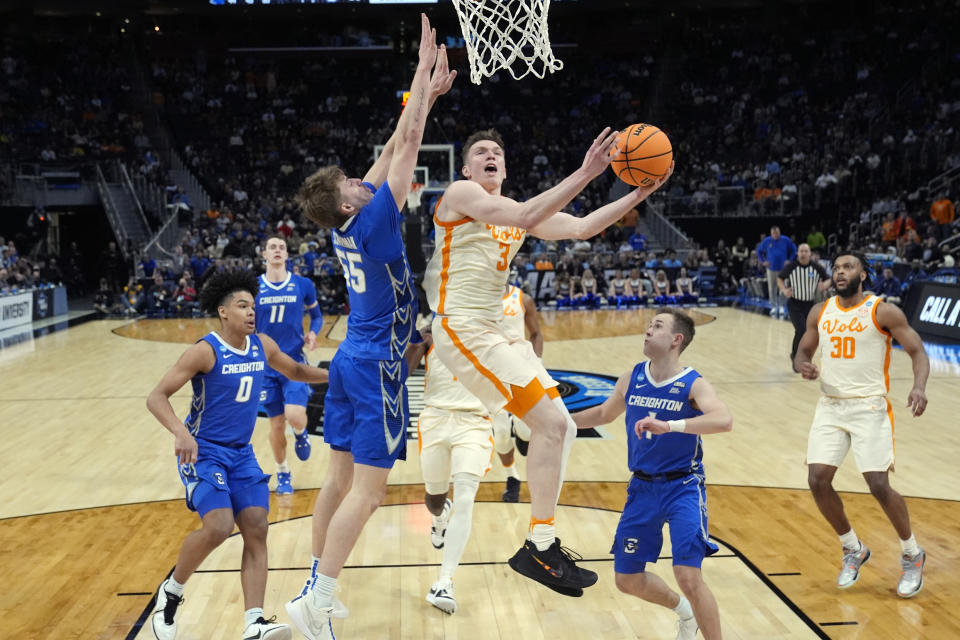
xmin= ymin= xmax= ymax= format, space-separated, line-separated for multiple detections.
xmin=624 ymin=361 xmax=703 ymax=474
xmin=425 ymin=216 xmax=526 ymax=321
xmin=817 ymin=294 xmax=892 ymax=398
xmin=501 ymin=285 xmax=526 ymax=342
xmin=423 ymin=346 xmax=487 ymax=415
xmin=186 ymin=333 xmax=267 ymax=447
xmin=332 ymin=182 xmax=417 ymax=361
xmin=255 ymin=273 xmax=317 ymax=364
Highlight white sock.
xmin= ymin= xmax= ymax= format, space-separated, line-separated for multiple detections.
xmin=164 ymin=575 xmax=185 ymax=596
xmin=552 ymin=398 xmax=578 ymax=506
xmin=310 ymin=555 xmax=321 ymax=579
xmin=900 ymin=534 xmax=921 ymax=557
xmin=529 ymin=522 xmax=555 ymax=551
xmin=673 ymin=595 xmax=694 ymax=620
xmin=838 ymin=529 xmax=860 ymax=551
xmin=277 ymin=460 xmax=291 ymax=473
xmin=311 ymin=573 xmax=337 ymax=608
xmin=439 ymin=473 xmax=480 ymax=583
xmin=244 ymin=607 xmax=263 ymax=628
xmin=504 ymin=462 xmax=520 ymax=480
xmin=293 ymin=427 xmax=306 ymax=436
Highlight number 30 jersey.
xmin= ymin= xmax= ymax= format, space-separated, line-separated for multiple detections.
xmin=817 ymin=294 xmax=892 ymax=398
xmin=330 ymin=182 xmax=417 ymax=362
xmin=186 ymin=332 xmax=267 ymax=447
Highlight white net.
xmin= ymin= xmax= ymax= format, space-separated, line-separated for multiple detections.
xmin=451 ymin=0 xmax=564 ymax=85
xmin=406 ymin=184 xmax=424 ymax=211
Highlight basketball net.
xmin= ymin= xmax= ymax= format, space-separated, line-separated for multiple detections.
xmin=451 ymin=0 xmax=564 ymax=84
xmin=407 ymin=183 xmax=424 ymax=211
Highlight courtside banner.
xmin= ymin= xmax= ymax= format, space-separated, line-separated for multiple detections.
xmin=905 ymin=281 xmax=960 ymax=342
xmin=0 ymin=292 xmax=33 ymax=331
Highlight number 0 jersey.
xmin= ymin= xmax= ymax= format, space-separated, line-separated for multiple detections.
xmin=623 ymin=361 xmax=704 ymax=475
xmin=186 ymin=333 xmax=267 ymax=447
xmin=332 ymin=182 xmax=417 ymax=361
xmin=817 ymin=294 xmax=892 ymax=398
xmin=424 ymin=215 xmax=526 ymax=321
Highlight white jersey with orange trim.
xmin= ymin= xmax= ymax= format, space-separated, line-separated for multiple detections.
xmin=424 ymin=215 xmax=526 ymax=321
xmin=501 ymin=285 xmax=526 ymax=342
xmin=817 ymin=294 xmax=892 ymax=398
xmin=422 ymin=345 xmax=488 ymax=415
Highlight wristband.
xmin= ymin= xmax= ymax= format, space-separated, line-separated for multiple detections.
xmin=667 ymin=419 xmax=686 ymax=433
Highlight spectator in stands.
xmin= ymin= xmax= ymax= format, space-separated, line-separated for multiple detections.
xmin=715 ymin=266 xmax=740 ymax=297
xmin=102 ymin=241 xmax=127 ymax=292
xmin=147 ymin=271 xmax=172 ymax=316
xmin=628 ymin=224 xmax=647 ymax=251
xmin=902 ymin=259 xmax=929 ymax=295
xmin=922 ymin=236 xmax=943 ymax=267
xmin=172 ymin=276 xmax=198 ymax=316
xmin=626 ymin=267 xmax=650 ymax=304
xmin=0 ymin=267 xmax=9 ymax=293
xmin=573 ymin=268 xmax=601 ymax=309
xmin=806 ymin=225 xmax=827 ymax=252
xmin=94 ymin=278 xmax=120 ymax=317
xmin=873 ymin=267 xmax=903 ymax=306
xmin=757 ymin=226 xmax=796 ymax=318
xmin=930 ymin=193 xmax=956 ymax=240
xmin=652 ymin=269 xmax=675 ymax=304
xmin=534 ymin=253 xmax=554 ymax=271
xmin=674 ymin=267 xmax=698 ymax=303
xmin=711 ymin=239 xmax=730 ymax=270
xmin=730 ymin=236 xmax=749 ymax=278
xmin=121 ymin=278 xmax=145 ymax=316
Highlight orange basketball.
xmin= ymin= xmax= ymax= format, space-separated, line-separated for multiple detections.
xmin=611 ymin=123 xmax=673 ymax=187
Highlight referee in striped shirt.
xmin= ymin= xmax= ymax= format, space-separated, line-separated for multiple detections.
xmin=778 ymin=243 xmax=830 ymax=371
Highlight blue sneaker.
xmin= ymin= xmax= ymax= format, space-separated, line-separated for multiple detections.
xmin=294 ymin=429 xmax=312 ymax=461
xmin=276 ymin=471 xmax=293 ymax=495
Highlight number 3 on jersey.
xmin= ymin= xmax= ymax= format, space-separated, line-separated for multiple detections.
xmin=335 ymin=248 xmax=366 ymax=293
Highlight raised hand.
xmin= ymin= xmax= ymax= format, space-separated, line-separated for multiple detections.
xmin=429 ymin=44 xmax=457 ymax=100
xmin=418 ymin=13 xmax=439 ymax=69
xmin=580 ymin=127 xmax=620 ymax=178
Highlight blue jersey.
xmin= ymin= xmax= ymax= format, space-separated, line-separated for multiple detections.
xmin=331 ymin=182 xmax=417 ymax=361
xmin=185 ymin=333 xmax=268 ymax=447
xmin=255 ymin=273 xmax=318 ymax=365
xmin=624 ymin=361 xmax=704 ymax=475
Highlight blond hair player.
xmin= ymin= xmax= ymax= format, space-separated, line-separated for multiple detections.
xmin=795 ymin=252 xmax=929 ymax=597
xmin=424 ymin=127 xmax=671 ymax=595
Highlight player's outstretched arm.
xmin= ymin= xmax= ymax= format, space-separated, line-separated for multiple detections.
xmin=635 ymin=377 xmax=732 ymax=437
xmin=259 ymin=333 xmax=329 ymax=385
xmin=877 ymin=301 xmax=929 ymax=416
xmin=571 ymin=372 xmax=628 ymax=430
xmin=795 ymin=301 xmax=823 ymax=379
xmin=441 ymin=128 xmax=620 ymax=229
xmin=146 ymin=342 xmax=216 ymax=465
xmin=528 ymin=164 xmax=674 ymax=241
xmin=365 ymin=19 xmax=456 ymax=189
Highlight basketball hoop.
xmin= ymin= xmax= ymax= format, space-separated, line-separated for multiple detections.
xmin=451 ymin=0 xmax=564 ymax=85
xmin=407 ymin=183 xmax=425 ymax=211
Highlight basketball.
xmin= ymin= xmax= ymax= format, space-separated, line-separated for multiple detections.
xmin=611 ymin=123 xmax=673 ymax=187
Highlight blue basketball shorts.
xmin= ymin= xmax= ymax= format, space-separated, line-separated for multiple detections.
xmin=259 ymin=370 xmax=311 ymax=418
xmin=323 ymin=351 xmax=409 ymax=469
xmin=612 ymin=473 xmax=719 ymax=573
xmin=177 ymin=441 xmax=270 ymax=518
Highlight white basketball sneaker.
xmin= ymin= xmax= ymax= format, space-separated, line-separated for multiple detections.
xmin=430 ymin=499 xmax=453 ymax=549
xmin=837 ymin=542 xmax=871 ymax=589
xmin=242 ymin=616 xmax=291 ymax=640
xmin=426 ymin=580 xmax=457 ymax=614
xmin=897 ymin=549 xmax=925 ymax=598
xmin=150 ymin=579 xmax=183 ymax=640
xmin=291 ymin=577 xmax=350 ymax=618
xmin=285 ymin=592 xmax=335 ymax=640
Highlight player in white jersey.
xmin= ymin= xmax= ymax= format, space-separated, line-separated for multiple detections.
xmin=795 ymin=252 xmax=930 ymax=598
xmin=423 ymin=127 xmax=672 ymax=595
xmin=493 ymin=283 xmax=540 ymax=502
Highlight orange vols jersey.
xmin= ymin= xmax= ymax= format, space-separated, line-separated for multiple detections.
xmin=424 ymin=216 xmax=526 ymax=321
xmin=501 ymin=285 xmax=526 ymax=342
xmin=817 ymin=294 xmax=891 ymax=398
xmin=422 ymin=346 xmax=488 ymax=415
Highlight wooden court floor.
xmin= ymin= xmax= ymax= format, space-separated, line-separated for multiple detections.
xmin=1 ymin=307 xmax=958 ymax=639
